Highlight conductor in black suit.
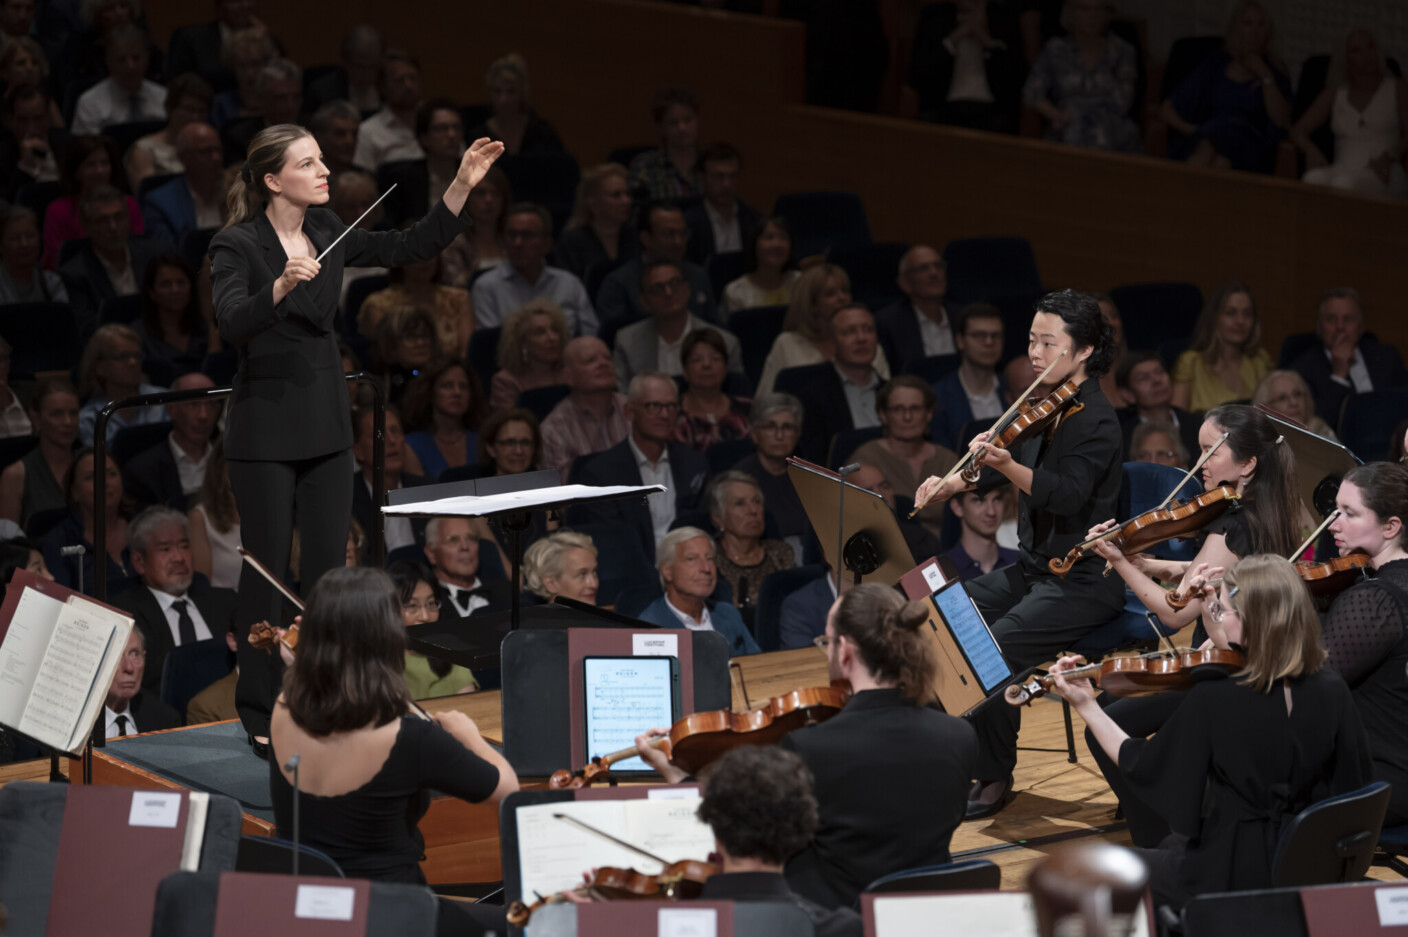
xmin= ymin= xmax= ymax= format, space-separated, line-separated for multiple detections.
xmin=209 ymin=123 xmax=503 ymax=739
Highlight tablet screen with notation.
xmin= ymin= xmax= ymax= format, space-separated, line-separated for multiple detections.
xmin=582 ymin=656 xmax=680 ymax=774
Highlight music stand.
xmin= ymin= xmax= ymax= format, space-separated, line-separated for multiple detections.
xmin=1255 ymin=407 xmax=1363 ymax=518
xmin=786 ymin=457 xmax=917 ymax=585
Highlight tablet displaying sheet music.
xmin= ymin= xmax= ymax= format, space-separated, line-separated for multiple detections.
xmin=932 ymin=581 xmax=1010 ymax=694
xmin=582 ymin=656 xmax=680 ymax=774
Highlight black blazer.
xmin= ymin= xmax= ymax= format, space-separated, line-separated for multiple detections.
xmin=683 ymin=199 xmax=763 ymax=265
xmin=121 ymin=435 xmax=188 ymax=513
xmin=432 ymin=577 xmax=514 ymax=624
xmin=209 ymin=200 xmax=470 ymax=462
xmin=111 ymin=578 xmax=237 ymax=692
xmin=570 ymin=438 xmax=711 ymax=565
xmin=352 ymin=471 xmax=429 ymax=559
xmin=781 ymin=688 xmax=977 ymax=909
xmin=1117 ymin=406 xmax=1203 ymax=464
xmin=128 ymin=688 xmax=184 ymax=732
xmin=874 ymin=299 xmax=960 ymax=377
xmin=59 ymin=235 xmax=173 ymax=340
xmin=791 ymin=363 xmax=856 ymax=465
xmin=1290 ymin=339 xmax=1408 ymax=425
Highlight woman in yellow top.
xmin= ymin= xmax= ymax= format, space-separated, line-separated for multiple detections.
xmin=390 ymin=561 xmax=478 ymax=699
xmin=1171 ymin=281 xmax=1272 ymax=412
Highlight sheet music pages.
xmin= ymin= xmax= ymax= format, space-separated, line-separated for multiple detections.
xmin=16 ymin=600 xmax=118 ymax=753
xmin=63 ymin=596 xmax=135 ymax=751
xmin=623 ymin=798 xmax=717 ymax=866
xmin=0 ymin=586 xmax=66 ymax=727
xmin=869 ymin=894 xmax=1150 ymax=937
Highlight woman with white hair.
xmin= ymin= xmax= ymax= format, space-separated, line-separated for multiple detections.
xmin=523 ymin=529 xmax=598 ymax=605
xmin=708 ymin=470 xmax=793 ymax=626
xmin=636 ymin=526 xmax=760 ymax=655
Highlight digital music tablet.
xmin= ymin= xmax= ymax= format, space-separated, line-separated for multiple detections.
xmin=932 ymin=581 xmax=1011 ymax=694
xmin=582 ymin=656 xmax=682 ymax=774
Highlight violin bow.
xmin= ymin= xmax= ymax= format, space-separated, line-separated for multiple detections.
xmin=1290 ymin=509 xmax=1339 ymax=561
xmin=1155 ymin=432 xmax=1228 ymax=511
xmin=909 ymin=350 xmax=1067 ymax=518
xmin=552 ymin=813 xmax=673 ymax=868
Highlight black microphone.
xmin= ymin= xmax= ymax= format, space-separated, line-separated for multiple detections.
xmin=285 ymin=754 xmax=301 ymax=875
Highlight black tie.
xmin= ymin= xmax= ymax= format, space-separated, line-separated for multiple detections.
xmin=115 ymin=715 xmax=129 ymax=737
xmin=453 ymin=586 xmax=489 ymax=614
xmin=172 ymin=599 xmax=197 ymax=644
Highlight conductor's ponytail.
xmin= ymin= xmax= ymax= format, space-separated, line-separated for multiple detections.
xmin=222 ymin=123 xmax=314 ymax=230
xmin=832 ymin=583 xmax=936 ymax=703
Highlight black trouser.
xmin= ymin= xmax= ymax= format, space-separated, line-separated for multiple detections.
xmin=228 ymin=449 xmax=353 ymax=737
xmin=1086 ymin=691 xmax=1187 ymax=847
xmin=964 ymin=563 xmax=1124 ymax=780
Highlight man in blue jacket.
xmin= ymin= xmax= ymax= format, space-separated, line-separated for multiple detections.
xmin=637 ymin=525 xmax=759 ymax=655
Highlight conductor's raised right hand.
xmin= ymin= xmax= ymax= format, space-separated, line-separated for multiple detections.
xmin=276 ymin=256 xmax=321 ymax=294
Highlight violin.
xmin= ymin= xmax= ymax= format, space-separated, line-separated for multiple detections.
xmin=961 ymin=380 xmax=1083 ymax=484
xmin=549 ymin=682 xmax=851 ymax=788
xmin=1049 ymin=486 xmax=1241 ymax=578
xmin=505 ymin=859 xmax=717 ymax=926
xmin=247 ymin=620 xmax=299 ymax=653
xmin=1296 ymin=554 xmax=1371 ymax=597
xmin=1005 ymin=646 xmax=1246 ymax=706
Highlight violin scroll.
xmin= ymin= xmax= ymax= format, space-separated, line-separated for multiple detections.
xmin=247 ymin=621 xmax=299 ymax=654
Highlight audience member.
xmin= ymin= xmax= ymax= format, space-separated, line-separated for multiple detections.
xmin=0 ymin=84 xmax=64 ymax=200
xmin=453 ymin=164 xmax=511 ymax=280
xmin=0 ymin=0 xmax=37 ymax=47
xmin=709 ymin=470 xmax=793 ymax=627
xmin=735 ymin=393 xmax=812 ymax=562
xmin=350 ymin=406 xmax=426 ymax=560
xmin=1022 ymin=0 xmax=1138 ymax=151
xmin=353 ymin=48 xmax=424 ymax=171
xmin=758 ymin=264 xmax=890 ymax=396
xmin=222 ymin=57 xmax=304 ymax=159
xmin=929 ymin=303 xmax=1005 ymax=450
xmin=389 ymin=560 xmax=478 ymax=698
xmin=1253 ymin=370 xmax=1338 ymax=441
xmin=946 ymin=478 xmax=1019 ymax=580
xmin=42 ymin=447 xmax=135 ymax=593
xmin=141 ymin=123 xmax=224 ymax=245
xmin=876 ymin=246 xmax=959 ymax=374
xmin=908 ymin=0 xmax=1025 ymax=133
xmin=0 ymin=537 xmax=52 ymax=586
xmin=0 ymin=39 xmax=57 ymax=115
xmin=477 ymin=407 xmax=541 ymax=476
xmin=185 ymin=619 xmax=238 ymax=723
xmin=523 ymin=529 xmax=599 ymax=604
xmin=853 ymin=376 xmax=958 ymax=536
xmin=1129 ymin=420 xmax=1187 ymax=468
xmin=1160 ymin=0 xmax=1291 ymax=173
xmin=370 ymin=307 xmax=440 ymax=405
xmin=111 ymin=505 xmax=237 ymax=690
xmin=1290 ymin=286 xmax=1406 ymax=424
xmin=330 ymin=24 xmax=384 ymax=113
xmin=637 ymin=525 xmax=760 ymax=654
xmin=69 ymin=25 xmax=166 ymax=135
xmin=103 ymin=628 xmax=182 ymax=737
xmin=1292 ymin=29 xmax=1408 ymax=197
xmin=574 ymin=373 xmax=709 ymax=563
xmin=0 ymin=205 xmax=67 ymax=304
xmin=684 ymin=142 xmax=761 ymax=263
xmin=60 ymin=184 xmax=170 ymax=339
xmin=795 ymin=303 xmax=885 ymax=464
xmin=402 ymin=359 xmax=483 ymax=480
xmin=134 ymin=252 xmax=215 ymax=377
xmin=471 ymin=202 xmax=596 ymax=336
xmin=164 ymin=0 xmax=268 ymax=91
xmin=126 ymin=73 xmax=215 ymax=191
xmin=122 ymin=372 xmax=218 ymax=512
xmin=596 ymin=200 xmax=714 ymax=329
xmin=42 ymin=135 xmax=145 ymax=271
xmin=308 ymin=99 xmax=361 ymax=176
xmin=0 ymin=377 xmax=78 ymax=527
xmin=550 ymin=162 xmax=636 ymax=281
xmin=1113 ymin=350 xmax=1200 ymax=461
xmin=720 ymin=215 xmax=798 ymax=317
xmin=465 ymin=53 xmax=563 ymax=155
xmin=778 ymin=567 xmax=838 ymax=650
xmin=628 ymin=86 xmax=701 ymax=201
xmin=1172 ymin=280 xmax=1271 ymax=412
xmin=423 ymin=516 xmax=510 ymax=619
xmin=378 ymin=97 xmax=463 ymax=225
xmin=206 ymin=27 xmax=276 ymax=130
xmin=359 ymin=242 xmax=473 ymax=358
xmin=489 ymin=298 xmax=568 ymax=415
xmin=1004 ymin=354 xmax=1038 ymax=405
xmin=674 ymin=328 xmax=751 ymax=451
xmin=615 ymin=260 xmax=742 ymax=390
xmin=61 ymin=0 xmax=152 ymax=86
xmin=540 ymin=336 xmax=630 ymax=480
xmin=76 ymin=322 xmax=168 ymax=446
xmin=188 ymin=439 xmax=241 ymax=590
xmin=0 ymin=337 xmax=28 ymax=438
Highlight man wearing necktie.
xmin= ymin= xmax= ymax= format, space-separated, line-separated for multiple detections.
xmin=103 ymin=629 xmax=182 ymax=739
xmin=423 ymin=516 xmax=509 ymax=621
xmin=68 ymin=25 xmax=168 ymax=136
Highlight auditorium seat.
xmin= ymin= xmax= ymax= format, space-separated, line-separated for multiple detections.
xmin=0 ymin=302 xmax=81 ymax=377
xmin=1339 ymin=389 xmax=1408 ymax=463
xmin=754 ymin=564 xmax=825 ymax=651
xmin=1271 ymin=781 xmax=1390 ymax=887
xmin=772 ymin=191 xmax=872 ymax=257
xmin=706 ymin=250 xmax=748 ymax=301
xmin=906 ymin=353 xmax=960 ymax=385
xmin=1109 ymin=282 xmax=1203 ymax=352
xmin=942 ymin=237 xmax=1042 ymax=306
xmin=728 ymin=305 xmax=788 ymax=389
xmin=829 ymin=241 xmax=909 ymax=311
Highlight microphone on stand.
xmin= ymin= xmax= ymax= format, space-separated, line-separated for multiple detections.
xmin=285 ymin=754 xmax=301 ymax=875
xmin=836 ymin=464 xmax=860 ymax=589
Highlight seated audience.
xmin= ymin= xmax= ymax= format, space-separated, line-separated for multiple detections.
xmin=206 ymin=27 xmax=276 ymax=130
xmin=165 ymin=0 xmax=268 ymax=93
xmin=126 ymin=73 xmax=214 ymax=191
xmin=1129 ymin=420 xmax=1188 ymax=469
xmin=402 ymin=359 xmax=484 ymax=480
xmin=596 ymin=200 xmax=714 ymax=329
xmin=61 ymin=0 xmax=153 ymax=85
xmin=0 ymin=537 xmax=51 ymax=583
xmin=111 ymin=505 xmax=237 ymax=691
xmin=908 ymin=0 xmax=1025 ymax=133
xmin=709 ymin=470 xmax=793 ymax=627
xmin=309 ymin=98 xmax=361 ymax=177
xmin=471 ymin=202 xmax=596 ymax=336
xmin=451 ymin=164 xmax=511 ymax=281
xmin=550 ymin=162 xmax=636 ymax=281
xmin=1291 ymin=29 xmax=1408 ymax=198
xmin=615 ymin=260 xmax=743 ymax=390
xmin=675 ymin=328 xmax=751 ymax=451
xmin=389 ymin=560 xmax=478 ymax=699
xmin=540 ymin=336 xmax=630 ymax=480
xmin=312 ymin=24 xmax=383 ymax=113
xmin=720 ymin=215 xmax=798 ymax=317
xmin=77 ymin=322 xmax=168 ymax=446
xmin=683 ymin=142 xmax=761 ymax=263
xmin=370 ymin=307 xmax=441 ymax=405
xmin=377 ymin=97 xmax=463 ymax=225
xmin=222 ymin=57 xmax=304 ymax=160
xmin=1172 ymin=280 xmax=1271 ymax=412
xmin=573 ymin=373 xmax=710 ymax=564
xmin=638 ymin=526 xmax=759 ymax=654
xmin=848 ymin=461 xmax=942 ymax=563
xmin=185 ymin=619 xmax=239 ymax=723
xmin=628 ymin=86 xmax=702 ymax=201
xmin=42 ymin=135 xmax=146 ymax=271
xmin=465 ymin=53 xmax=564 ymax=155
xmin=1113 ymin=350 xmax=1201 ymax=461
xmin=140 ymin=122 xmax=226 ymax=246
xmin=60 ymin=184 xmax=171 ymax=340
xmin=781 ymin=583 xmax=977 ymax=908
xmin=0 ymin=0 xmax=40 ymax=56
xmin=1160 ymin=0 xmax=1291 ymax=173
xmin=134 ymin=252 xmax=216 ymax=377
xmin=41 ymin=447 xmax=136 ymax=593
xmin=1253 ymin=369 xmax=1338 ymax=441
xmin=523 ymin=529 xmax=599 ymax=604
xmin=188 ymin=440 xmax=242 ymax=591
xmin=0 ymin=377 xmax=78 ymax=527
xmin=946 ymin=477 xmax=1019 ymax=580
xmin=779 ymin=567 xmax=838 ymax=650
xmin=0 ymin=205 xmax=67 ymax=304
xmin=122 ymin=372 xmax=218 ymax=512
xmin=1022 ymin=0 xmax=1139 ymax=151
xmin=69 ymin=25 xmax=166 ymax=135
xmin=359 ymin=240 xmax=474 ymax=358
xmin=352 ymin=49 xmax=425 ymax=171
xmin=0 ymin=40 xmax=60 ymax=123
xmin=104 ymin=627 xmax=182 ymax=737
xmin=1094 ymin=291 xmax=1128 ymax=404
xmin=795 ymin=303 xmax=885 ymax=464
xmin=350 ymin=406 xmax=426 ymax=561
xmin=929 ymin=303 xmax=1005 ymax=451
xmin=1289 ymin=286 xmax=1406 ymax=424
xmin=477 ymin=407 xmax=542 ymax=477
xmin=735 ymin=393 xmax=812 ymax=562
xmin=758 ymin=264 xmax=890 ymax=396
xmin=875 ymin=245 xmax=958 ymax=374
xmin=0 ymin=84 xmax=65 ymax=201
xmin=489 ymin=298 xmax=568 ymax=415
xmin=0 ymin=337 xmax=29 ymax=438
xmin=423 ymin=516 xmax=511 ymax=620
xmin=853 ymin=376 xmax=958 ymax=536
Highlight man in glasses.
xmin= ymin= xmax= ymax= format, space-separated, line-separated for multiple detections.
xmin=612 ymin=258 xmax=743 ymax=390
xmin=472 ymin=202 xmax=597 ymax=336
xmin=876 ymin=244 xmax=959 ymax=374
xmin=930 ymin=304 xmax=1006 ymax=451
xmin=596 ymin=201 xmax=715 ymax=331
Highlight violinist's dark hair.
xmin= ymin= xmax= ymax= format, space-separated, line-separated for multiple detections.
xmin=224 ymin=123 xmax=313 ymax=230
xmin=1033 ymin=289 xmax=1116 ymax=379
xmin=697 ymin=746 xmax=817 ymax=865
xmin=831 ymin=582 xmax=934 ymax=702
xmin=1203 ymin=404 xmax=1301 ymax=557
xmin=282 ymin=566 xmax=409 ymax=736
xmin=1344 ymin=462 xmax=1408 ymax=550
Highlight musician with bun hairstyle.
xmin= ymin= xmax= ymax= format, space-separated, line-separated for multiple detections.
xmin=209 ymin=123 xmax=503 ymax=742
xmin=1049 ymin=554 xmax=1371 ymax=910
xmin=1324 ymin=461 xmax=1408 ymax=824
xmin=915 ymin=289 xmax=1124 ymax=819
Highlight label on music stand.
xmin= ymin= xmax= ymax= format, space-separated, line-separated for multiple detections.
xmin=1376 ymin=887 xmax=1408 ymax=926
xmin=128 ymin=790 xmax=181 ymax=828
xmin=634 ymin=633 xmax=679 ymax=657
xmin=660 ymin=907 xmax=717 ymax=937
